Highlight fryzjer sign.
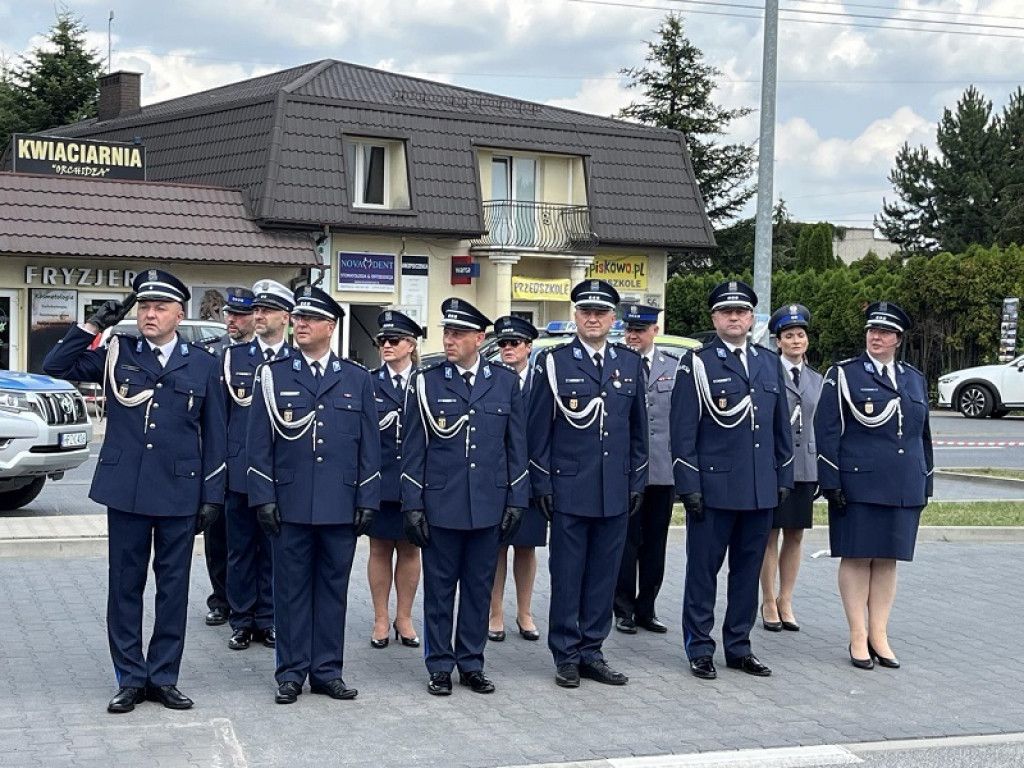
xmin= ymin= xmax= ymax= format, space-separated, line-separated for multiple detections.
xmin=11 ymin=134 xmax=146 ymax=180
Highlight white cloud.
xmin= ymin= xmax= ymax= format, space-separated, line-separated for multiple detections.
xmin=545 ymin=77 xmax=632 ymax=119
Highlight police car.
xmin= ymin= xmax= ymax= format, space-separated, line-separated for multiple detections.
xmin=937 ymin=354 xmax=1024 ymax=418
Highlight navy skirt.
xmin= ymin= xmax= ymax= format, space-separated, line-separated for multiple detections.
xmin=829 ymin=501 xmax=923 ymax=561
xmin=773 ymin=481 xmax=815 ymax=529
xmin=509 ymin=504 xmax=548 ymax=548
xmin=368 ymin=500 xmax=405 ymax=541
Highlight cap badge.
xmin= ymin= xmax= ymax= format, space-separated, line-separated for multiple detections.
xmin=259 ymin=281 xmax=269 ymax=291
xmin=450 ymin=299 xmax=460 ymax=310
xmin=729 ymin=281 xmax=737 ymax=292
xmin=789 ymin=305 xmax=797 ymax=314
xmin=590 ymin=280 xmax=599 ymax=291
xmin=879 ymin=301 xmax=888 ymax=312
xmin=385 ymin=311 xmax=393 ymax=321
xmin=303 ymin=286 xmax=312 ymax=296
xmin=148 ymin=269 xmax=157 ymax=281
xmin=631 ymin=305 xmax=638 ymax=314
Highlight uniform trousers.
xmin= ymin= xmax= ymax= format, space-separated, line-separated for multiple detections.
xmin=682 ymin=506 xmax=773 ymax=662
xmin=272 ymin=522 xmax=356 ymax=686
xmin=421 ymin=524 xmax=500 ymax=674
xmin=107 ymin=508 xmax=196 ymax=688
xmin=614 ymin=484 xmax=674 ymax=621
xmin=548 ymin=511 xmax=629 ymax=667
xmin=203 ymin=507 xmax=229 ymax=611
xmin=225 ymin=489 xmax=274 ymax=631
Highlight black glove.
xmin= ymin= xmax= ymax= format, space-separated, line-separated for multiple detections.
xmin=628 ymin=491 xmax=644 ymax=517
xmin=195 ymin=502 xmax=222 ymax=535
xmin=681 ymin=492 xmax=704 ymax=523
xmin=404 ymin=508 xmax=430 ymax=548
xmin=87 ymin=292 xmax=137 ymax=331
xmin=822 ymin=488 xmax=847 ymax=517
xmin=256 ymin=503 xmax=281 ymax=537
xmin=536 ymin=494 xmax=554 ymax=522
xmin=353 ymin=507 xmax=376 ymax=537
xmin=499 ymin=506 xmax=524 ymax=543
xmin=777 ymin=487 xmax=791 ymax=507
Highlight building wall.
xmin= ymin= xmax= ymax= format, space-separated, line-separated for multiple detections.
xmin=834 ymin=227 xmax=901 ymax=265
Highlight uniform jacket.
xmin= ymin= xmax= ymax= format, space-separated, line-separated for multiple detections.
xmin=645 ymin=346 xmax=679 ymax=487
xmin=783 ymin=362 xmax=823 ymax=484
xmin=222 ymin=340 xmax=291 ymax=494
xmin=814 ymin=353 xmax=933 ymax=506
xmin=372 ymin=364 xmax=414 ymax=503
xmin=246 ymin=353 xmax=381 ymax=523
xmin=528 ymin=338 xmax=649 ymax=517
xmin=43 ymin=325 xmax=227 ymax=516
xmin=400 ymin=356 xmax=528 ymax=529
xmin=670 ymin=338 xmax=794 ymax=510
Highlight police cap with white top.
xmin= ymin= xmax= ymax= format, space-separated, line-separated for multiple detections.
xmin=769 ymin=303 xmax=811 ymax=335
xmin=133 ymin=269 xmax=190 ymax=305
xmin=376 ymin=309 xmax=423 ymax=339
xmin=440 ymin=298 xmax=491 ymax=331
xmin=251 ymin=279 xmax=295 ymax=312
xmin=223 ymin=286 xmax=255 ymax=314
xmin=864 ymin=301 xmax=912 ymax=334
xmin=571 ymin=279 xmax=620 ymax=311
xmin=708 ymin=280 xmax=757 ymax=312
xmin=494 ymin=315 xmax=538 ymax=342
xmin=291 ymin=285 xmax=345 ymax=320
xmin=621 ymin=303 xmax=661 ymax=329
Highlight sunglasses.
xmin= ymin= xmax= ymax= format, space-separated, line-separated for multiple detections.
xmin=497 ymin=339 xmax=525 ymax=348
xmin=378 ymin=336 xmax=407 ymax=347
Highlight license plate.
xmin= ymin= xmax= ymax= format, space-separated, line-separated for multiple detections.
xmin=60 ymin=431 xmax=88 ymax=449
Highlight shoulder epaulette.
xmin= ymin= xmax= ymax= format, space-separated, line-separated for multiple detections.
xmin=659 ymin=348 xmax=681 ymax=361
xmin=342 ymin=358 xmax=368 ymax=372
xmin=752 ymin=342 xmax=774 ymax=354
xmin=417 ymin=360 xmax=444 ymax=373
xmin=834 ymin=357 xmax=857 ymax=366
xmin=227 ymin=340 xmax=251 ymax=351
xmin=190 ymin=340 xmax=218 ymax=355
xmin=899 ymin=361 xmax=923 ymax=375
xmin=263 ymin=355 xmax=292 ymax=365
xmin=609 ymin=340 xmax=640 ymax=357
xmin=488 ymin=360 xmax=518 ymax=374
xmin=113 ymin=331 xmax=141 ymax=341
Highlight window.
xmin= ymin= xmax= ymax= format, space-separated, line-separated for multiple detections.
xmin=345 ymin=137 xmax=410 ymax=210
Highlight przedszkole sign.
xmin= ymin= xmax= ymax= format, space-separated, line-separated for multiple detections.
xmin=10 ymin=134 xmax=146 ymax=180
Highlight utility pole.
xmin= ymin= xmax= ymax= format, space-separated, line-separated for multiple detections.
xmin=107 ymin=11 xmax=114 ymax=73
xmin=751 ymin=0 xmax=779 ymax=343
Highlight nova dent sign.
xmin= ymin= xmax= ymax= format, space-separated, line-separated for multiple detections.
xmin=11 ymin=134 xmax=146 ymax=180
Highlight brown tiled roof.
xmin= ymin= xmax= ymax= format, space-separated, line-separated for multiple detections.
xmin=0 ymin=172 xmax=319 ymax=265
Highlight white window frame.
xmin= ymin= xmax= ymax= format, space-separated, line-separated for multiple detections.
xmin=352 ymin=141 xmax=390 ymax=209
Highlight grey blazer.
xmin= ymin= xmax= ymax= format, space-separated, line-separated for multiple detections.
xmin=645 ymin=345 xmax=678 ymax=487
xmin=784 ymin=362 xmax=822 ymax=483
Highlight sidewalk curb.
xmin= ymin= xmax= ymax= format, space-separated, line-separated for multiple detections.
xmin=935 ymin=469 xmax=1024 ymax=489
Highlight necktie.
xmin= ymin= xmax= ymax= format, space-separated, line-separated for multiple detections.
xmin=791 ymin=367 xmax=800 ymax=387
xmin=393 ymin=373 xmax=404 ymax=392
xmin=643 ymin=356 xmax=651 ymax=377
xmin=462 ymin=371 xmax=473 ymax=393
xmin=264 ymin=348 xmax=275 ymax=363
xmin=734 ymin=347 xmax=746 ymax=372
xmin=879 ymin=365 xmax=887 ymax=382
xmin=311 ymin=361 xmax=322 ymax=379
xmin=593 ymin=352 xmax=603 ymax=378
xmin=153 ymin=347 xmax=164 ymax=367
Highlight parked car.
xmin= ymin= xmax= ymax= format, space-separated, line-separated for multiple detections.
xmin=936 ymin=354 xmax=1024 ymax=418
xmin=0 ymin=371 xmax=92 ymax=511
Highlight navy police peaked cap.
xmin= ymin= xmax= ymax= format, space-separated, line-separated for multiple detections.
xmin=865 ymin=301 xmax=912 ymax=334
xmin=291 ymin=285 xmax=345 ymax=320
xmin=572 ymin=279 xmax=619 ymax=310
xmin=708 ymin=280 xmax=757 ymax=311
xmin=621 ymin=303 xmax=662 ymax=328
xmin=223 ymin=286 xmax=255 ymax=314
xmin=494 ymin=315 xmax=538 ymax=342
xmin=440 ymin=298 xmax=491 ymax=332
xmin=769 ymin=303 xmax=811 ymax=335
xmin=377 ymin=309 xmax=423 ymax=339
xmin=251 ymin=279 xmax=295 ymax=312
xmin=133 ymin=269 xmax=190 ymax=304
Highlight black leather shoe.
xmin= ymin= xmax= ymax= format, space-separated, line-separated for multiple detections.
xmin=228 ymin=628 xmax=253 ymax=650
xmin=107 ymin=686 xmax=145 ymax=713
xmin=516 ymin=619 xmax=540 ymax=641
xmin=777 ymin=600 xmax=799 ymax=631
xmin=459 ymin=670 xmax=495 ymax=693
xmin=146 ymin=684 xmax=193 ymax=709
xmin=636 ymin=616 xmax=668 ymax=633
xmin=867 ymin=642 xmax=900 ymax=669
xmin=761 ymin=605 xmax=782 ymax=632
xmin=394 ymin=621 xmax=421 ymax=648
xmin=689 ymin=655 xmax=717 ymax=680
xmin=205 ymin=606 xmax=228 ymax=626
xmin=579 ymin=660 xmax=628 ymax=685
xmin=428 ymin=671 xmax=453 ymax=696
xmin=555 ymin=663 xmax=580 ymax=688
xmin=311 ymin=679 xmax=358 ymax=700
xmin=275 ymin=681 xmax=301 ymax=704
xmin=260 ymin=627 xmax=276 ymax=649
xmin=726 ymin=654 xmax=772 ymax=676
xmin=850 ymin=644 xmax=874 ymax=670
xmin=487 ymin=629 xmax=506 ymax=642
xmin=615 ymin=616 xmax=638 ymax=634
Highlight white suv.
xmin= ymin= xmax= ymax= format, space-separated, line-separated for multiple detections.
xmin=936 ymin=355 xmax=1024 ymax=418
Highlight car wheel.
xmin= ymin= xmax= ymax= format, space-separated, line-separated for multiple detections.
xmin=0 ymin=477 xmax=46 ymax=511
xmin=957 ymin=384 xmax=994 ymax=419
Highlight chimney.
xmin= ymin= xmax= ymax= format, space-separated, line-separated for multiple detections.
xmin=97 ymin=71 xmax=142 ymax=122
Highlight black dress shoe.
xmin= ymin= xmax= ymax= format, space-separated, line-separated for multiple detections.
xmin=370 ymin=634 xmax=389 ymax=649
xmin=689 ymin=655 xmax=717 ymax=680
xmin=555 ymin=663 xmax=580 ymax=688
xmin=428 ymin=671 xmax=453 ymax=696
xmin=260 ymin=627 xmax=276 ymax=649
xmin=726 ymin=654 xmax=772 ymax=677
xmin=275 ymin=681 xmax=301 ymax=704
xmin=579 ymin=660 xmax=628 ymax=685
xmin=394 ymin=621 xmax=421 ymax=647
xmin=459 ymin=670 xmax=495 ymax=693
xmin=636 ymin=616 xmax=668 ymax=634
xmin=867 ymin=642 xmax=900 ymax=668
xmin=228 ymin=627 xmax=253 ymax=650
xmin=205 ymin=606 xmax=228 ymax=626
xmin=516 ymin=619 xmax=540 ymax=641
xmin=777 ymin=600 xmax=800 ymax=631
xmin=146 ymin=684 xmax=193 ymax=709
xmin=849 ymin=644 xmax=874 ymax=670
xmin=615 ymin=616 xmax=638 ymax=634
xmin=311 ymin=679 xmax=358 ymax=700
xmin=761 ymin=605 xmax=782 ymax=632
xmin=107 ymin=686 xmax=146 ymax=714
xmin=487 ymin=629 xmax=506 ymax=642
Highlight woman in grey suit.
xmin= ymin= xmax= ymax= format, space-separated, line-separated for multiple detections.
xmin=760 ymin=304 xmax=821 ymax=632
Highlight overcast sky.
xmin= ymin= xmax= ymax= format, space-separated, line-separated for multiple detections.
xmin=4 ymin=0 xmax=1023 ymax=232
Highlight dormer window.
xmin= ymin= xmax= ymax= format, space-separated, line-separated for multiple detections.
xmin=344 ymin=137 xmax=410 ymax=210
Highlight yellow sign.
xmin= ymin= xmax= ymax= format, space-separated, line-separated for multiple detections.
xmin=512 ymin=277 xmax=571 ymax=301
xmin=586 ymin=255 xmax=648 ymax=291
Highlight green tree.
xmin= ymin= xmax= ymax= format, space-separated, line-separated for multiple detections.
xmin=619 ymin=13 xmax=755 ymax=225
xmin=793 ymin=222 xmax=837 ymax=271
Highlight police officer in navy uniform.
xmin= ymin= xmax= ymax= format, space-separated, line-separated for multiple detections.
xmin=221 ymin=280 xmax=294 ymax=651
xmin=204 ymin=286 xmax=256 ymax=628
xmin=815 ymin=301 xmax=932 ymax=670
xmin=528 ymin=280 xmax=648 ymax=689
xmin=615 ymin=304 xmax=678 ymax=635
xmin=247 ymin=286 xmax=380 ymax=704
xmin=670 ymin=280 xmax=793 ymax=680
xmin=401 ymin=298 xmax=528 ymax=696
xmin=43 ymin=269 xmax=226 ymax=714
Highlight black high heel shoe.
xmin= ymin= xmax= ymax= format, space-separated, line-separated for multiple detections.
xmin=487 ymin=627 xmax=506 ymax=642
xmin=393 ymin=621 xmax=420 ymax=648
xmin=867 ymin=641 xmax=900 ymax=669
xmin=776 ymin=599 xmax=800 ymax=632
xmin=516 ymin=619 xmax=540 ymax=641
xmin=761 ymin=605 xmax=782 ymax=632
xmin=370 ymin=631 xmax=389 ymax=649
xmin=849 ymin=644 xmax=874 ymax=670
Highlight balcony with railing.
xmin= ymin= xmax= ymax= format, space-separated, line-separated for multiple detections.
xmin=470 ymin=201 xmax=597 ymax=255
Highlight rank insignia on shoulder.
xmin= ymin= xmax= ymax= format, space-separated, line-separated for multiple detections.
xmin=717 ymin=348 xmax=727 ymax=359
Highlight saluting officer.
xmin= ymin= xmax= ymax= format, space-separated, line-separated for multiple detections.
xmin=401 ymin=298 xmax=528 ymax=696
xmin=528 ymin=280 xmax=648 ymax=689
xmin=670 ymin=280 xmax=793 ymax=681
xmin=247 ymin=286 xmax=380 ymax=705
xmin=615 ymin=304 xmax=678 ymax=636
xmin=221 ymin=280 xmax=294 ymax=652
xmin=43 ymin=269 xmax=226 ymax=714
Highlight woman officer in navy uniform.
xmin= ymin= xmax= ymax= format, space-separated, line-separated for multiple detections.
xmin=815 ymin=301 xmax=932 ymax=670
